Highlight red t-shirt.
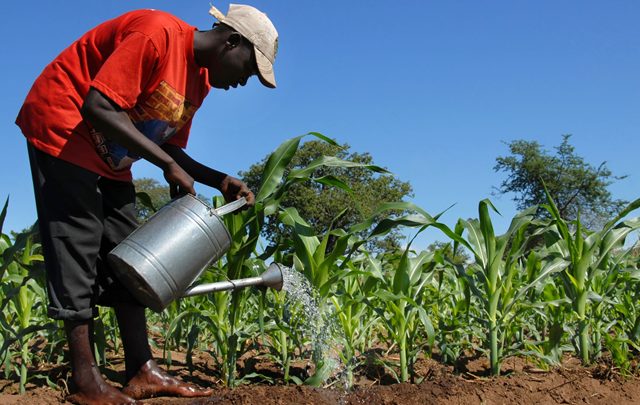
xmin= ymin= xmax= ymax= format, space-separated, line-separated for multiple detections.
xmin=16 ymin=9 xmax=211 ymax=181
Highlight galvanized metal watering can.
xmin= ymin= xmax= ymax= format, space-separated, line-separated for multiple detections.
xmin=107 ymin=194 xmax=283 ymax=312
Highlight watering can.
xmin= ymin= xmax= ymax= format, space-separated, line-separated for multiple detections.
xmin=107 ymin=194 xmax=283 ymax=312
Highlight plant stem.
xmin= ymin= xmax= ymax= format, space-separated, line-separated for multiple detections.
xmin=578 ymin=318 xmax=590 ymax=364
xmin=20 ymin=343 xmax=27 ymax=394
xmin=400 ymin=334 xmax=408 ymax=382
xmin=489 ymin=320 xmax=500 ymax=376
xmin=577 ymin=290 xmax=590 ymax=364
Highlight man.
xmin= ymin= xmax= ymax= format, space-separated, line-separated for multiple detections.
xmin=16 ymin=4 xmax=278 ymax=404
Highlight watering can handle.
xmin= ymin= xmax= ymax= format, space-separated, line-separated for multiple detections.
xmin=213 ymin=197 xmax=247 ymax=217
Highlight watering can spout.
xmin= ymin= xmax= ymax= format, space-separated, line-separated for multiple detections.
xmin=181 ymin=263 xmax=284 ymax=299
xmin=260 ymin=263 xmax=284 ymax=291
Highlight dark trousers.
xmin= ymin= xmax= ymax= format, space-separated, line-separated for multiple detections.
xmin=27 ymin=142 xmax=139 ymax=321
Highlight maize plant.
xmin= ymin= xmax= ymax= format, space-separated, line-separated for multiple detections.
xmin=436 ymin=200 xmax=567 ymax=375
xmin=518 ymin=253 xmax=572 ymax=367
xmin=613 ymin=271 xmax=640 ymax=346
xmin=427 ymin=251 xmax=475 ymax=366
xmin=365 ymin=246 xmax=436 ymax=382
xmin=258 ymin=285 xmax=305 ymax=384
xmin=212 ymin=132 xmax=336 ymax=386
xmin=276 ymin=208 xmax=360 ymax=384
xmin=588 ymin=247 xmax=639 ymax=359
xmin=541 ymin=192 xmax=640 ymax=364
xmin=0 ymin=199 xmax=53 ymax=393
xmin=330 ymin=258 xmax=380 ymax=386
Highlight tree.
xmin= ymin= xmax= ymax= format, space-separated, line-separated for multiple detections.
xmin=494 ymin=134 xmax=627 ymax=229
xmin=426 ymin=241 xmax=470 ymax=265
xmin=133 ymin=178 xmax=171 ymax=222
xmin=240 ymin=141 xmax=413 ymax=251
xmin=132 ymin=178 xmax=213 ymax=222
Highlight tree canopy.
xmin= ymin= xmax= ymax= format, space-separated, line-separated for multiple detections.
xmin=494 ymin=134 xmax=627 ymax=229
xmin=133 ymin=178 xmax=171 ymax=222
xmin=240 ymin=140 xmax=413 ymax=251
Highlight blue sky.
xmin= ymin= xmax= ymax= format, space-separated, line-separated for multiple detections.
xmin=2 ymin=1 xmax=638 ymax=247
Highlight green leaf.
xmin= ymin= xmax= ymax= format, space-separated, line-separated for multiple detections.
xmin=307 ymin=132 xmax=340 ymax=146
xmin=478 ymin=199 xmax=497 ymax=262
xmin=289 ymin=375 xmax=304 ymax=385
xmin=596 ymin=219 xmax=640 ymax=268
xmin=304 ymin=361 xmax=334 ymax=386
xmin=504 ymin=206 xmax=536 ymax=238
xmin=289 ymin=155 xmax=389 ymax=180
xmin=541 ymin=183 xmax=572 ymax=244
xmin=507 ymin=257 xmax=569 ymax=314
xmin=393 ymin=246 xmax=411 ymax=295
xmin=312 ymin=175 xmax=353 ymax=193
xmin=135 ymin=191 xmax=156 ymax=214
xmin=373 ymin=201 xmax=441 ymax=221
xmin=407 ymin=251 xmax=431 ymax=285
xmin=602 ymin=197 xmax=640 ymax=233
xmin=0 ymin=196 xmax=8 ymax=236
xmin=417 ymin=306 xmax=436 ymax=347
xmin=256 ymin=136 xmax=303 ymax=202
xmin=464 ymin=219 xmax=487 ymax=267
xmin=256 ymin=133 xmax=339 ymax=203
xmin=0 ymin=227 xmax=37 ymax=280
xmin=279 ymin=207 xmax=316 ymax=237
xmin=368 ymin=214 xmax=434 ymax=239
xmin=365 ymin=256 xmax=385 ymax=281
xmin=372 ymin=289 xmax=404 ymax=302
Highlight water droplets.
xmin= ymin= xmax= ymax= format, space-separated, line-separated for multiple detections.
xmin=279 ymin=265 xmax=350 ymax=388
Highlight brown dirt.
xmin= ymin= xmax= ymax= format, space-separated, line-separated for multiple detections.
xmin=2 ymin=350 xmax=640 ymax=405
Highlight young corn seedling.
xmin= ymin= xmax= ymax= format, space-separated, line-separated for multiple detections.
xmin=541 ymin=192 xmax=640 ymax=364
xmin=0 ymin=205 xmax=49 ymax=393
xmin=276 ymin=207 xmax=353 ymax=385
xmin=364 ymin=246 xmax=436 ymax=382
xmin=518 ymin=253 xmax=572 ymax=367
xmin=258 ymin=285 xmax=305 ymax=384
xmin=435 ymin=200 xmax=557 ymax=375
xmin=425 ymin=246 xmax=474 ymax=366
xmin=613 ymin=270 xmax=640 ymax=346
xmin=330 ymin=259 xmax=380 ymax=386
xmin=586 ymin=246 xmax=640 ymax=359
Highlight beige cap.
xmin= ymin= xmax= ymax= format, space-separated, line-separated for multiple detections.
xmin=209 ymin=4 xmax=278 ymax=88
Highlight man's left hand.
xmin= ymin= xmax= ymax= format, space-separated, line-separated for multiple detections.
xmin=220 ymin=176 xmax=255 ymax=208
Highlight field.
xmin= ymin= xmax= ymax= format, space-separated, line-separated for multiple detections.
xmin=1 ymin=135 xmax=640 ymax=404
xmin=1 ymin=348 xmax=640 ymax=404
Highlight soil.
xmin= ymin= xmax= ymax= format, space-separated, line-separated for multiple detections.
xmin=2 ymin=349 xmax=640 ymax=405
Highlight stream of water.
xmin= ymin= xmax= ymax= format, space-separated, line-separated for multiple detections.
xmin=279 ymin=265 xmax=351 ymax=389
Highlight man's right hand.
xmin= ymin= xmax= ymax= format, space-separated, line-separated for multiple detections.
xmin=164 ymin=161 xmax=196 ymax=198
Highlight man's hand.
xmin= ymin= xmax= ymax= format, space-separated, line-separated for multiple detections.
xmin=164 ymin=161 xmax=196 ymax=198
xmin=220 ymin=176 xmax=255 ymax=207
xmin=160 ymin=144 xmax=253 ymax=205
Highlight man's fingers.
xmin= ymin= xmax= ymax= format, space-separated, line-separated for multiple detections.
xmin=243 ymin=191 xmax=255 ymax=206
xmin=171 ymin=183 xmax=195 ymax=198
xmin=238 ymin=189 xmax=255 ymax=207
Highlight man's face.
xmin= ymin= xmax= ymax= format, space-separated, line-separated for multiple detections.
xmin=208 ymin=34 xmax=258 ymax=90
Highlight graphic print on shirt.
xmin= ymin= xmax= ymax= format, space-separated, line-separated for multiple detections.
xmin=90 ymin=81 xmax=197 ymax=171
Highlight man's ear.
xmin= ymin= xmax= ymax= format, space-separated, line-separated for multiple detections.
xmin=226 ymin=32 xmax=242 ymax=49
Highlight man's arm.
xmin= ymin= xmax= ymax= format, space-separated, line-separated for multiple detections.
xmin=161 ymin=143 xmax=255 ymax=206
xmin=81 ymin=88 xmax=196 ymax=195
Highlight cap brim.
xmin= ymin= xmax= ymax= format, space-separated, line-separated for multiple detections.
xmin=255 ymin=48 xmax=276 ymax=88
